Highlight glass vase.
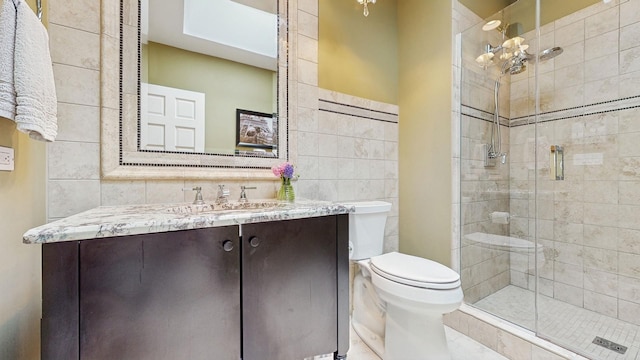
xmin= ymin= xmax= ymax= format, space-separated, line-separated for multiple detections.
xmin=277 ymin=177 xmax=295 ymax=202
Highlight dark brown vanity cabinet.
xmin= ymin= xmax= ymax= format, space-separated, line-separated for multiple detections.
xmin=41 ymin=215 xmax=349 ymax=360
xmin=42 ymin=226 xmax=241 ymax=360
xmin=242 ymin=216 xmax=349 ymax=360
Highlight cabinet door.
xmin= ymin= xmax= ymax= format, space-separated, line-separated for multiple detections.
xmin=79 ymin=227 xmax=240 ymax=360
xmin=242 ymin=216 xmax=338 ymax=360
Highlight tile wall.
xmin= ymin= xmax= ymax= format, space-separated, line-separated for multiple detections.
xmin=313 ymin=90 xmax=399 ymax=250
xmin=508 ymin=0 xmax=640 ymax=325
xmin=46 ymin=0 xmax=288 ymax=219
xmin=46 ymin=0 xmax=398 ymax=251
xmin=454 ymin=1 xmax=513 ymax=303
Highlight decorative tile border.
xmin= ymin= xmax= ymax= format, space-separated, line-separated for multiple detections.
xmin=319 ymin=99 xmax=399 ymax=123
xmin=462 ymin=95 xmax=640 ymax=128
xmin=460 ymin=104 xmax=509 ymax=126
xmin=510 ymin=95 xmax=640 ymax=127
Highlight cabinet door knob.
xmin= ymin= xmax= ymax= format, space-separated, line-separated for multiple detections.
xmin=222 ymin=240 xmax=234 ymax=252
xmin=248 ymin=236 xmax=261 ymax=248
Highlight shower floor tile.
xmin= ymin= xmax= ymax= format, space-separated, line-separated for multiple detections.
xmin=474 ymin=285 xmax=640 ymax=360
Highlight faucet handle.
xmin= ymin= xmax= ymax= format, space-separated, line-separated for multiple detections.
xmin=217 ymin=184 xmax=230 ymax=196
xmin=183 ymin=187 xmax=204 ymax=205
xmin=216 ymin=185 xmax=230 ymax=204
xmin=239 ymin=185 xmax=257 ymax=203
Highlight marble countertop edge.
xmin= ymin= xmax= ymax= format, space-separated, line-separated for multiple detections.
xmin=24 ymin=200 xmax=354 ymax=244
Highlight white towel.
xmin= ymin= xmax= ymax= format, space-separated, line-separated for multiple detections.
xmin=14 ymin=0 xmax=57 ymax=142
xmin=0 ymin=0 xmax=17 ymax=120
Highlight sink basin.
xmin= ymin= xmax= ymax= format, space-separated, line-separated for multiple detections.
xmin=216 ymin=200 xmax=287 ymax=211
xmin=165 ymin=203 xmax=216 ymax=214
xmin=165 ymin=201 xmax=287 ymax=215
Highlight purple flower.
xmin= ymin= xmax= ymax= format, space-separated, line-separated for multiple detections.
xmin=282 ymin=163 xmax=294 ymax=178
xmin=272 ymin=162 xmax=295 ymax=179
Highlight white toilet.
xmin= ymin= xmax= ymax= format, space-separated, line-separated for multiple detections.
xmin=348 ymin=201 xmax=463 ymax=360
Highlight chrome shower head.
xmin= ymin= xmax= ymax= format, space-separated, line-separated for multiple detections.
xmin=539 ymin=46 xmax=563 ymax=61
xmin=501 ymin=54 xmax=527 ymax=75
xmin=508 ymin=62 xmax=526 ymax=75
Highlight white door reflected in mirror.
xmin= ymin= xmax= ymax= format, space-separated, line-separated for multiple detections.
xmin=140 ymin=83 xmax=205 ymax=153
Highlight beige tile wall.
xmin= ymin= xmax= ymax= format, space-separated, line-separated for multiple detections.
xmin=316 ymin=89 xmax=400 ymax=252
xmin=459 ymin=107 xmax=512 ymax=303
xmin=507 ymin=0 xmax=640 ymax=325
xmin=455 ymin=1 xmax=512 ymax=303
xmin=46 ymin=0 xmax=399 ymax=253
xmin=456 ymin=0 xmax=640 ymax=323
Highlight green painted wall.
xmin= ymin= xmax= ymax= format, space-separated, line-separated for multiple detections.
xmin=0 ymin=1 xmax=46 ymax=358
xmin=463 ymin=0 xmax=600 ymax=34
xmin=499 ymin=0 xmax=600 ymax=35
xmin=145 ymin=42 xmax=276 ymax=153
xmin=319 ymin=0 xmax=398 ymax=104
xmin=459 ymin=0 xmax=515 ymax=19
xmin=398 ymin=0 xmax=453 ymax=266
xmin=318 ymin=0 xmax=453 ymax=265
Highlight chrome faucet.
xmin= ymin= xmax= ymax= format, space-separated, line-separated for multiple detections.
xmin=216 ymin=185 xmax=230 ymax=204
xmin=238 ymin=186 xmax=257 ymax=203
xmin=183 ymin=187 xmax=204 ymax=205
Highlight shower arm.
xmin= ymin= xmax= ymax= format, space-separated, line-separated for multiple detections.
xmin=485 ymin=43 xmax=503 ymax=55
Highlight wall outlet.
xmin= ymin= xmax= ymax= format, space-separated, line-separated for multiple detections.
xmin=0 ymin=146 xmax=15 ymax=171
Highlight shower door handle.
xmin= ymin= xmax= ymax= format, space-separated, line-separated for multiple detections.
xmin=550 ymin=145 xmax=564 ymax=180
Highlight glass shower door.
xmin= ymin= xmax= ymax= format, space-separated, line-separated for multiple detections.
xmin=535 ymin=0 xmax=640 ymax=358
xmin=458 ymin=0 xmax=538 ymax=333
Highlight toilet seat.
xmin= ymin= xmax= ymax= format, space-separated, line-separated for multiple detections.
xmin=370 ymin=252 xmax=461 ymax=290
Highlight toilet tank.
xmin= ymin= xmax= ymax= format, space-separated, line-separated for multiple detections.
xmin=344 ymin=201 xmax=392 ymax=260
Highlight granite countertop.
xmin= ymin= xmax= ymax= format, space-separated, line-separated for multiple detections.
xmin=23 ymin=200 xmax=354 ymax=244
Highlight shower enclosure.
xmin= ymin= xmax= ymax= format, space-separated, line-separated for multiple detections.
xmin=458 ymin=0 xmax=640 ymax=358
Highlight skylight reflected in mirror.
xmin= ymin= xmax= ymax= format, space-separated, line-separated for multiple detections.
xmin=143 ymin=0 xmax=277 ymax=70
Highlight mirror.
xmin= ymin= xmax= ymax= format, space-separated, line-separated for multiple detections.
xmin=141 ymin=0 xmax=279 ymax=156
xmin=100 ymin=0 xmax=289 ymax=179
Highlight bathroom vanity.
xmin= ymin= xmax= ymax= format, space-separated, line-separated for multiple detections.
xmin=24 ymin=201 xmax=351 ymax=360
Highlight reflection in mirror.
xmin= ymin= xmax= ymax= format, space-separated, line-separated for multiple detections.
xmin=102 ymin=0 xmax=288 ymax=179
xmin=140 ymin=0 xmax=279 ymax=156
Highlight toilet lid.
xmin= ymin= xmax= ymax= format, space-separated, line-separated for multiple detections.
xmin=370 ymin=252 xmax=461 ymax=290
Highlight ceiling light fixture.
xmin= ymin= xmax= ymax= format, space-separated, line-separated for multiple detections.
xmin=482 ymin=19 xmax=501 ymax=31
xmin=357 ymin=0 xmax=376 ymax=17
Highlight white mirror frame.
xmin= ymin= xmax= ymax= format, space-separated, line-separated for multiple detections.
xmin=100 ymin=0 xmax=294 ymax=180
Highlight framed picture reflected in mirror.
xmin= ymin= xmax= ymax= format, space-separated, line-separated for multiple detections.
xmin=236 ymin=109 xmax=277 ymax=150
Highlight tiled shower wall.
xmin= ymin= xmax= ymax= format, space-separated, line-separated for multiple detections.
xmin=508 ymin=0 xmax=640 ymax=325
xmin=45 ymin=0 xmax=399 ymax=250
xmin=456 ymin=1 xmax=513 ymax=304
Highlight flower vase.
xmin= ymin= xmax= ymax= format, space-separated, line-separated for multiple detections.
xmin=277 ymin=177 xmax=295 ymax=202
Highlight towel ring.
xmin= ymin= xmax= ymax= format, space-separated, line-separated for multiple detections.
xmin=36 ymin=0 xmax=42 ymax=20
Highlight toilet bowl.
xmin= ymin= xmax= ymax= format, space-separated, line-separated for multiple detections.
xmin=346 ymin=201 xmax=463 ymax=360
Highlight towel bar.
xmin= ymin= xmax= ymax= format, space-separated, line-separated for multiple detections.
xmin=36 ymin=0 xmax=42 ymax=20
